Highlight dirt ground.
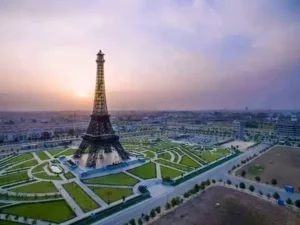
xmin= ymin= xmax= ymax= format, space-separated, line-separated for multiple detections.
xmin=221 ymin=140 xmax=256 ymax=152
xmin=237 ymin=146 xmax=300 ymax=191
xmin=151 ymin=186 xmax=300 ymax=225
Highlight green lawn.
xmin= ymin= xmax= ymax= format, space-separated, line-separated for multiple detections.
xmin=33 ymin=172 xmax=62 ymax=181
xmin=31 ymin=162 xmax=48 ymax=174
xmin=10 ymin=181 xmax=58 ymax=193
xmin=144 ymin=151 xmax=155 ymax=159
xmin=64 ymin=171 xmax=76 ymax=179
xmin=0 ymin=220 xmax=24 ymax=225
xmin=155 ymin=159 xmax=193 ymax=172
xmin=55 ymin=149 xmax=76 ymax=157
xmin=7 ymin=159 xmax=38 ymax=172
xmin=0 ymin=200 xmax=75 ymax=223
xmin=179 ymin=156 xmax=200 ymax=167
xmin=47 ymin=149 xmax=65 ymax=156
xmin=127 ymin=162 xmax=156 ymax=180
xmin=171 ymin=151 xmax=179 ymax=162
xmin=0 ymin=192 xmax=60 ymax=201
xmin=200 ymin=149 xmax=231 ymax=163
xmin=157 ymin=152 xmax=171 ymax=161
xmin=160 ymin=165 xmax=182 ymax=179
xmin=248 ymin=165 xmax=265 ymax=176
xmin=0 ymin=153 xmax=33 ymax=168
xmin=84 ymin=172 xmax=138 ymax=186
xmin=90 ymin=186 xmax=133 ymax=204
xmin=0 ymin=172 xmax=29 ymax=186
xmin=36 ymin=151 xmax=50 ymax=160
xmin=63 ymin=182 xmax=99 ymax=212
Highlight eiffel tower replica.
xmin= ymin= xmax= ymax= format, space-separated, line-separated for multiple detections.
xmin=74 ymin=50 xmax=130 ymax=167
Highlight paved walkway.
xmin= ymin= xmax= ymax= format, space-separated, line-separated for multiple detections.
xmin=53 ymin=182 xmax=84 ymax=216
xmin=32 ymin=152 xmax=42 ymax=164
xmin=168 ymin=151 xmax=175 ymax=162
xmin=44 ymin=151 xmax=54 ymax=160
xmin=123 ymin=171 xmax=143 ymax=181
xmin=155 ymin=163 xmax=162 ymax=179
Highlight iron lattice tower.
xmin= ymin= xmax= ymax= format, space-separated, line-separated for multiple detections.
xmin=74 ymin=50 xmax=129 ymax=167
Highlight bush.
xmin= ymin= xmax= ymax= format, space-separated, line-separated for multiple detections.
xmin=239 ymin=182 xmax=246 ymax=189
xmin=171 ymin=197 xmax=181 ymax=206
xmin=267 ymin=193 xmax=271 ymax=199
xmin=273 ymin=192 xmax=280 ymax=200
xmin=138 ymin=186 xmax=148 ymax=194
xmin=271 ymin=179 xmax=277 ymax=185
xmin=259 ymin=191 xmax=263 ymax=195
xmin=193 ymin=184 xmax=200 ymax=193
xmin=206 ymin=179 xmax=211 ymax=186
xmin=286 ymin=198 xmax=293 ymax=205
xmin=255 ymin=176 xmax=261 ymax=182
xmin=144 ymin=214 xmax=149 ymax=222
xmin=183 ymin=192 xmax=190 ymax=198
xmin=249 ymin=185 xmax=255 ymax=192
xmin=235 ymin=184 xmax=238 ymax=188
xmin=227 ymin=179 xmax=232 ymax=185
xmin=212 ymin=179 xmax=216 ymax=184
xmin=150 ymin=209 xmax=156 ymax=218
xmin=155 ymin=206 xmax=161 ymax=214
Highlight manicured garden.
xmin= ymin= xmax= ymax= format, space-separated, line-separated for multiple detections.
xmin=63 ymin=182 xmax=99 ymax=212
xmin=157 ymin=152 xmax=172 ymax=161
xmin=155 ymin=159 xmax=193 ymax=172
xmin=84 ymin=172 xmax=139 ymax=186
xmin=47 ymin=149 xmax=65 ymax=156
xmin=7 ymin=159 xmax=38 ymax=172
xmin=0 ymin=200 xmax=75 ymax=223
xmin=10 ymin=181 xmax=58 ymax=193
xmin=31 ymin=162 xmax=48 ymax=174
xmin=90 ymin=186 xmax=133 ymax=204
xmin=33 ymin=172 xmax=62 ymax=181
xmin=36 ymin=151 xmax=50 ymax=160
xmin=200 ymin=149 xmax=231 ymax=163
xmin=0 ymin=153 xmax=33 ymax=167
xmin=55 ymin=149 xmax=76 ymax=157
xmin=127 ymin=162 xmax=157 ymax=180
xmin=0 ymin=220 xmax=25 ymax=225
xmin=144 ymin=151 xmax=155 ymax=159
xmin=180 ymin=156 xmax=201 ymax=168
xmin=160 ymin=165 xmax=182 ymax=179
xmin=64 ymin=171 xmax=76 ymax=179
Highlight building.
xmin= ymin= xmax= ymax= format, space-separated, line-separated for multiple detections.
xmin=275 ymin=123 xmax=300 ymax=137
xmin=233 ymin=121 xmax=244 ymax=140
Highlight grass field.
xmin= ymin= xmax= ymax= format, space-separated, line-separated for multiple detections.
xmin=160 ymin=165 xmax=182 ymax=179
xmin=0 ymin=172 xmax=29 ymax=186
xmin=171 ymin=151 xmax=179 ymax=162
xmin=0 ymin=220 xmax=24 ymax=225
xmin=35 ymin=151 xmax=50 ymax=160
xmin=155 ymin=159 xmax=193 ymax=172
xmin=90 ymin=186 xmax=133 ymax=204
xmin=10 ymin=181 xmax=58 ymax=193
xmin=55 ymin=149 xmax=76 ymax=157
xmin=248 ymin=165 xmax=265 ymax=176
xmin=127 ymin=162 xmax=156 ymax=180
xmin=7 ymin=159 xmax=38 ymax=172
xmin=144 ymin=151 xmax=155 ymax=159
xmin=47 ymin=149 xmax=65 ymax=156
xmin=33 ymin=172 xmax=62 ymax=181
xmin=31 ymin=162 xmax=48 ymax=174
xmin=0 ymin=153 xmax=33 ymax=167
xmin=180 ymin=156 xmax=200 ymax=168
xmin=84 ymin=172 xmax=138 ymax=186
xmin=200 ymin=149 xmax=231 ymax=163
xmin=63 ymin=182 xmax=99 ymax=212
xmin=64 ymin=171 xmax=76 ymax=179
xmin=0 ymin=200 xmax=75 ymax=223
xmin=158 ymin=152 xmax=171 ymax=161
xmin=0 ymin=192 xmax=60 ymax=201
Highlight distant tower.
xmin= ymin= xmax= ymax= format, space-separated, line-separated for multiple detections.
xmin=74 ymin=50 xmax=129 ymax=167
xmin=233 ymin=121 xmax=245 ymax=140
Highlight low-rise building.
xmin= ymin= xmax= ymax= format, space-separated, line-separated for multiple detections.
xmin=275 ymin=122 xmax=300 ymax=137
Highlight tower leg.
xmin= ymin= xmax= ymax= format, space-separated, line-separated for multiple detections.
xmin=74 ymin=140 xmax=89 ymax=158
xmin=86 ymin=145 xmax=98 ymax=167
xmin=113 ymin=142 xmax=130 ymax=160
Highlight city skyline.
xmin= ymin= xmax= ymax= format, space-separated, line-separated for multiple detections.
xmin=0 ymin=0 xmax=300 ymax=111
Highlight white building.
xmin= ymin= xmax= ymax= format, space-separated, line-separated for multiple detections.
xmin=233 ymin=121 xmax=245 ymax=140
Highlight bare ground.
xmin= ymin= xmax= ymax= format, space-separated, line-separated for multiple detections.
xmin=237 ymin=146 xmax=300 ymax=191
xmin=151 ymin=186 xmax=300 ymax=225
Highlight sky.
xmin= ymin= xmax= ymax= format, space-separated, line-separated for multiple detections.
xmin=0 ymin=0 xmax=300 ymax=111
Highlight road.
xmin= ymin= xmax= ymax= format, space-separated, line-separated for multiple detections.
xmin=93 ymin=143 xmax=300 ymax=225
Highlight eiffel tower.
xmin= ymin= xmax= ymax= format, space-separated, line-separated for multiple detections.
xmin=74 ymin=50 xmax=130 ymax=167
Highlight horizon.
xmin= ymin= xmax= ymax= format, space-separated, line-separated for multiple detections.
xmin=1 ymin=0 xmax=300 ymax=111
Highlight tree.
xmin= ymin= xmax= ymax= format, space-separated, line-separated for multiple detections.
xmin=295 ymin=200 xmax=300 ymax=208
xmin=129 ymin=219 xmax=136 ymax=225
xmin=239 ymin=182 xmax=246 ymax=189
xmin=286 ymin=198 xmax=293 ymax=205
xmin=165 ymin=202 xmax=171 ymax=210
xmin=150 ymin=209 xmax=156 ymax=218
xmin=267 ymin=193 xmax=271 ymax=199
xmin=212 ymin=179 xmax=216 ymax=184
xmin=255 ymin=176 xmax=261 ymax=182
xmin=155 ymin=206 xmax=161 ymax=214
xmin=206 ymin=179 xmax=211 ymax=186
xmin=144 ymin=214 xmax=150 ymax=222
xmin=273 ymin=192 xmax=280 ymax=200
xmin=138 ymin=218 xmax=143 ymax=225
xmin=271 ymin=179 xmax=277 ymax=185
xmin=258 ymin=191 xmax=263 ymax=195
xmin=227 ymin=179 xmax=232 ymax=185
xmin=249 ymin=185 xmax=255 ymax=192
xmin=241 ymin=170 xmax=246 ymax=177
